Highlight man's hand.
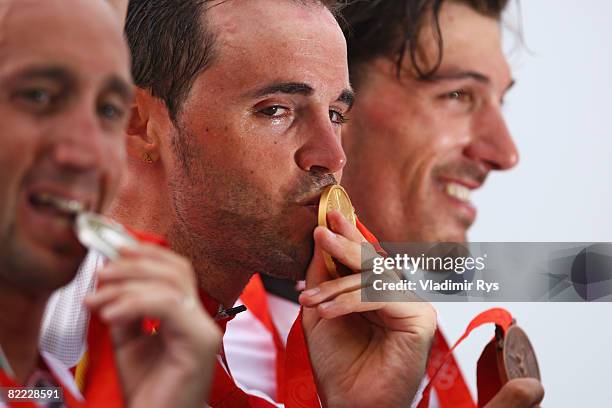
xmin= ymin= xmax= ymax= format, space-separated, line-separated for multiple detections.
xmin=485 ymin=378 xmax=545 ymax=408
xmin=86 ymin=243 xmax=221 ymax=408
xmin=299 ymin=211 xmax=437 ymax=407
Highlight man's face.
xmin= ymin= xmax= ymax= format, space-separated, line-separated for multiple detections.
xmin=164 ymin=0 xmax=351 ymax=280
xmin=342 ymin=1 xmax=518 ymax=243
xmin=0 ymin=0 xmax=132 ymax=292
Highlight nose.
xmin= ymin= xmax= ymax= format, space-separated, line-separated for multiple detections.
xmin=51 ymin=105 xmax=106 ymax=170
xmin=464 ymin=104 xmax=519 ymax=171
xmin=294 ymin=112 xmax=346 ymax=175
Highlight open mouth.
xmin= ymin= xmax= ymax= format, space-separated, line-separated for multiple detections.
xmin=444 ymin=182 xmax=472 ymax=203
xmin=29 ymin=192 xmax=88 ymax=219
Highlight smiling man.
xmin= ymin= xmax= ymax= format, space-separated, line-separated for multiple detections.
xmin=341 ymin=0 xmax=519 ymax=243
xmin=0 ymin=0 xmax=220 ymax=406
xmin=339 ymin=1 xmax=543 ymax=407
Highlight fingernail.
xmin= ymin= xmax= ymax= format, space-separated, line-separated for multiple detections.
xmin=117 ymin=245 xmax=134 ymax=254
xmin=323 ymin=228 xmax=336 ymax=239
xmin=302 ymin=287 xmax=320 ymax=297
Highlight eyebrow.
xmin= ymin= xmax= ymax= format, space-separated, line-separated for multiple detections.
xmin=105 ymin=76 xmax=134 ymax=103
xmin=248 ymin=82 xmax=314 ymax=98
xmin=425 ymin=70 xmax=516 ymax=93
xmin=246 ymin=81 xmax=355 ymax=110
xmin=12 ymin=66 xmax=74 ymax=84
xmin=338 ymin=89 xmax=355 ymax=111
xmin=9 ymin=66 xmax=134 ymax=101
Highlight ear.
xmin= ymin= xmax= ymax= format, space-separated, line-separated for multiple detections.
xmin=126 ymin=88 xmax=162 ymax=164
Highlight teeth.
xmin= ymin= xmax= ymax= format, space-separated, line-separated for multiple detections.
xmin=445 ymin=183 xmax=471 ymax=202
xmin=34 ymin=193 xmax=86 ymax=214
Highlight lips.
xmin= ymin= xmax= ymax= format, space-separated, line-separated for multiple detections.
xmin=436 ymin=177 xmax=483 ymax=226
xmin=295 ymin=187 xmax=332 ymax=219
xmin=19 ymin=186 xmax=98 ymax=248
xmin=297 ymin=185 xmax=335 ymax=208
xmin=299 ymin=193 xmax=323 ymax=207
xmin=29 ymin=192 xmax=89 ymax=217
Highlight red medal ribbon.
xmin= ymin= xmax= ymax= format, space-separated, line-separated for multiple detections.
xmin=426 ymin=327 xmax=475 ymax=408
xmin=240 ymin=275 xmax=287 ymax=402
xmin=281 ymin=311 xmax=319 ymax=408
xmin=417 ymin=307 xmax=514 ymax=408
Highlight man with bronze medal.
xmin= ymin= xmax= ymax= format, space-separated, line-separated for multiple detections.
xmin=339 ymin=0 xmax=544 ymax=407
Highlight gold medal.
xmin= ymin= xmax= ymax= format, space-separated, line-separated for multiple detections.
xmin=318 ymin=185 xmax=356 ymax=277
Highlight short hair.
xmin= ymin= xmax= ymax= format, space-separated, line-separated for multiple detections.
xmin=339 ymin=0 xmax=509 ymax=87
xmin=125 ymin=0 xmax=342 ymax=121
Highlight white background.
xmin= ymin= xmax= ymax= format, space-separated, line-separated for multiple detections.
xmin=439 ymin=1 xmax=612 ymax=406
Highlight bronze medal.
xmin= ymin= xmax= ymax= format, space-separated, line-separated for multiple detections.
xmin=497 ymin=324 xmax=541 ymax=383
xmin=318 ymin=185 xmax=356 ymax=277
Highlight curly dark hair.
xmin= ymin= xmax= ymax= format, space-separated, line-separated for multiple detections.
xmin=339 ymin=0 xmax=509 ymax=87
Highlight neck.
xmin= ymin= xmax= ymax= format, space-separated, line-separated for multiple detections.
xmin=0 ymin=278 xmax=49 ymax=384
xmin=109 ymin=157 xmax=173 ymax=235
xmin=109 ymin=158 xmax=253 ymax=308
xmin=168 ymin=221 xmax=255 ymax=308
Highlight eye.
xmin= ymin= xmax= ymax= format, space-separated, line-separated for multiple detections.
xmin=444 ymin=89 xmax=472 ymax=103
xmin=98 ymin=103 xmax=124 ymax=120
xmin=16 ymin=88 xmax=53 ymax=109
xmin=329 ymin=109 xmax=348 ymax=125
xmin=24 ymin=89 xmax=50 ymax=103
xmin=258 ymin=105 xmax=289 ymax=117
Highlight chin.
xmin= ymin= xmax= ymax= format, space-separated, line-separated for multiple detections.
xmin=439 ymin=230 xmax=468 ymax=243
xmin=2 ymin=257 xmax=81 ymax=295
xmin=422 ymin=212 xmax=471 ymax=243
xmin=18 ymin=242 xmax=85 ymax=290
xmin=413 ymin=223 xmax=468 ymax=244
xmin=261 ymin=259 xmax=307 ymax=282
xmin=261 ymin=241 xmax=312 ymax=282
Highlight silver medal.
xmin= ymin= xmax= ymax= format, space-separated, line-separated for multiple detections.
xmin=74 ymin=212 xmax=137 ymax=260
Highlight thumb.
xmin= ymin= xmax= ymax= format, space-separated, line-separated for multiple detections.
xmin=484 ymin=378 xmax=544 ymax=408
